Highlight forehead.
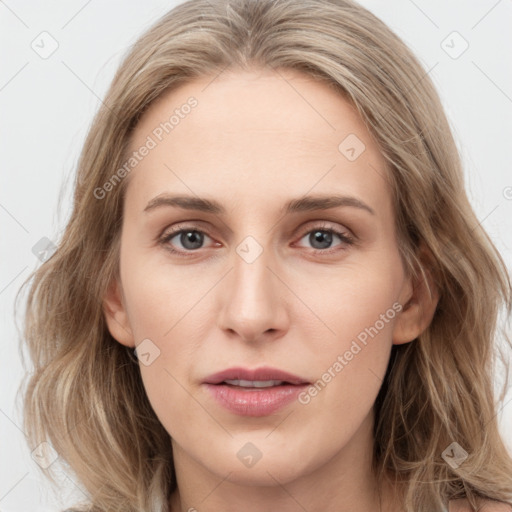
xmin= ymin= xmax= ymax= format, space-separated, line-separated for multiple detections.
xmin=124 ymin=67 xmax=391 ymax=217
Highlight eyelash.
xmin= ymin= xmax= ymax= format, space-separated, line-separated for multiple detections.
xmin=158 ymin=222 xmax=355 ymax=258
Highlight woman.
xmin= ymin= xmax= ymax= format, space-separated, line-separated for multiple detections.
xmin=18 ymin=0 xmax=512 ymax=510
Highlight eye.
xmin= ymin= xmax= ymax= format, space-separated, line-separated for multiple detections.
xmin=158 ymin=222 xmax=355 ymax=257
xmin=159 ymin=225 xmax=215 ymax=254
xmin=295 ymin=224 xmax=354 ymax=253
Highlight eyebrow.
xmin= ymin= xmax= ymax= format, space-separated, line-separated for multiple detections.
xmin=143 ymin=193 xmax=375 ymax=216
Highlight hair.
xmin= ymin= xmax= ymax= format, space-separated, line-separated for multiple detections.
xmin=16 ymin=0 xmax=512 ymax=510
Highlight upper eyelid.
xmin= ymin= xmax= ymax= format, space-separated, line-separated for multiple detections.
xmin=160 ymin=220 xmax=351 ymax=237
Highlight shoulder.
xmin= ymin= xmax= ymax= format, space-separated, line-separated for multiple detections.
xmin=449 ymin=498 xmax=512 ymax=511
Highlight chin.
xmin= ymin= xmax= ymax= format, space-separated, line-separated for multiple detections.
xmin=196 ymin=440 xmax=319 ymax=487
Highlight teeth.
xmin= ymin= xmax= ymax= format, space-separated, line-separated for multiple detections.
xmin=223 ymin=379 xmax=285 ymax=388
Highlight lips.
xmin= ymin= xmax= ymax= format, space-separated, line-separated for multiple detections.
xmin=203 ymin=366 xmax=310 ymax=416
xmin=203 ymin=366 xmax=310 ymax=386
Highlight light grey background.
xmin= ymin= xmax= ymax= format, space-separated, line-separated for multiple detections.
xmin=1 ymin=1 xmax=511 ymax=510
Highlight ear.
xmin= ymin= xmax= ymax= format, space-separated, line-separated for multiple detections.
xmin=102 ymin=278 xmax=135 ymax=348
xmin=392 ymin=242 xmax=440 ymax=345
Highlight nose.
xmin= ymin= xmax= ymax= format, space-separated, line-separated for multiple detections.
xmin=216 ymin=239 xmax=290 ymax=344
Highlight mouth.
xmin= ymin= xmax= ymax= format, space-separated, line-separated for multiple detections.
xmin=203 ymin=366 xmax=310 ymax=386
xmin=221 ymin=379 xmax=292 ymax=389
xmin=203 ymin=366 xmax=310 ymax=416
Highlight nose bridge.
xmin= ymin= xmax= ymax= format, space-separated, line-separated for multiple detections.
xmin=217 ymin=233 xmax=287 ymax=340
xmin=234 ymin=235 xmax=271 ymax=297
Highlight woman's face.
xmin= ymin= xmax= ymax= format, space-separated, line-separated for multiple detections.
xmin=104 ymin=67 xmax=423 ymax=490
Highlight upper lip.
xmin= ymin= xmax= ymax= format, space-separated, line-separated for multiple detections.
xmin=203 ymin=366 xmax=310 ymax=385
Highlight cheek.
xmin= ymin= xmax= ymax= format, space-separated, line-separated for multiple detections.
xmin=310 ymin=260 xmax=402 ymax=345
xmin=120 ymin=248 xmax=209 ymax=339
xmin=298 ymin=261 xmax=401 ymax=409
xmin=119 ymin=252 xmax=214 ymax=433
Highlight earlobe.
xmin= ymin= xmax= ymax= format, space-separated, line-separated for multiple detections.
xmin=392 ymin=245 xmax=440 ymax=346
xmin=102 ymin=278 xmax=135 ymax=348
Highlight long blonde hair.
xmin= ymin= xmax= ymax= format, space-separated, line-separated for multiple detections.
xmin=17 ymin=0 xmax=512 ymax=510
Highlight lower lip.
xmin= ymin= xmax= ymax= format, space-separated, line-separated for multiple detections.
xmin=204 ymin=383 xmax=307 ymax=416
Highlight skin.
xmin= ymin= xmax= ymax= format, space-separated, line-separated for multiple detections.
xmin=103 ymin=66 xmax=441 ymax=511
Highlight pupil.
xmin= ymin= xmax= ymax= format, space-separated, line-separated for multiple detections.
xmin=181 ymin=231 xmax=203 ymax=250
xmin=310 ymin=230 xmax=332 ymax=249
